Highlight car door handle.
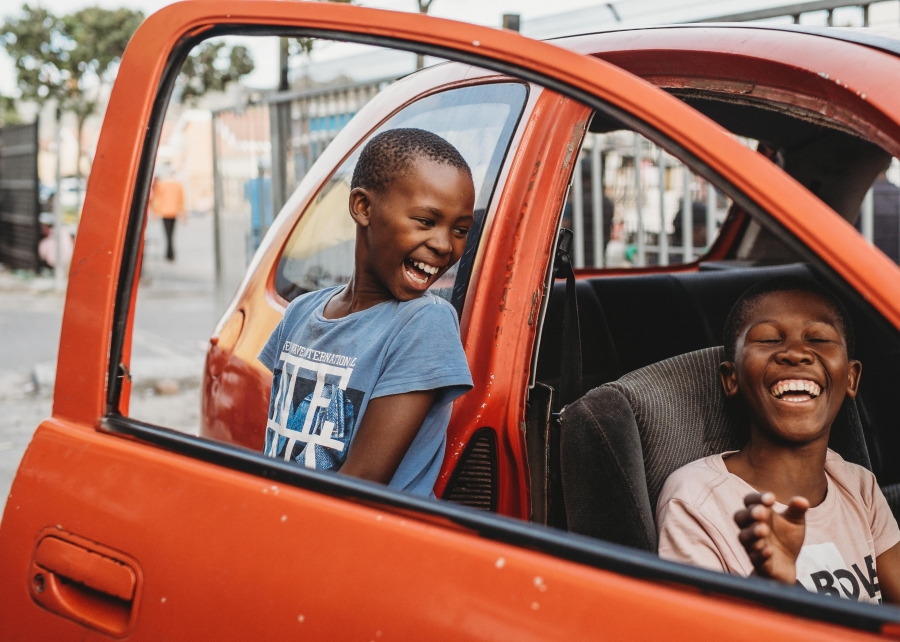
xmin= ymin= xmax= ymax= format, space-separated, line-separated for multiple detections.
xmin=30 ymin=535 xmax=139 ymax=638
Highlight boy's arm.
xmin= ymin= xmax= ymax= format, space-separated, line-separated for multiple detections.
xmin=338 ymin=390 xmax=437 ymax=484
xmin=877 ymin=542 xmax=900 ymax=605
xmin=734 ymin=492 xmax=808 ymax=584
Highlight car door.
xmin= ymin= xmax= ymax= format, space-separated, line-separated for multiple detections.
xmin=1 ymin=2 xmax=899 ymax=639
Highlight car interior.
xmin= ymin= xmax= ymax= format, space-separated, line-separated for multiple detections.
xmin=523 ymin=94 xmax=900 ymax=549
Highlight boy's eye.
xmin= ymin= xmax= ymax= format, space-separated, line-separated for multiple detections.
xmin=414 ymin=217 xmax=435 ymax=227
xmin=454 ymin=227 xmax=470 ymax=236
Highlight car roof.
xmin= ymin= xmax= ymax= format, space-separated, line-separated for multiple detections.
xmin=552 ymin=23 xmax=900 ymax=59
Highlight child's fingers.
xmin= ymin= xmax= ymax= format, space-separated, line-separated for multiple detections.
xmin=734 ymin=507 xmax=753 ymax=528
xmin=748 ymin=545 xmax=774 ymax=568
xmin=734 ymin=503 xmax=771 ymax=528
xmin=781 ymin=496 xmax=810 ymax=522
xmin=738 ymin=522 xmax=769 ymax=547
xmin=743 ymin=492 xmax=775 ymax=508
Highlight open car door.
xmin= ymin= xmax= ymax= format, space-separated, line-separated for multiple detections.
xmin=2 ymin=3 xmax=900 ymax=639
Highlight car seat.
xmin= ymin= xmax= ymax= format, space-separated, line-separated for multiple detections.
xmin=559 ymin=346 xmax=872 ymax=552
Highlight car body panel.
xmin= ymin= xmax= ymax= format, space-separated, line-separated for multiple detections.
xmin=2 ymin=420 xmax=883 ymax=640
xmin=566 ymin=26 xmax=900 ymax=157
xmin=2 ymin=2 xmax=899 ymax=637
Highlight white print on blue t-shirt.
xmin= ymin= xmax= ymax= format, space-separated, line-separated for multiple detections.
xmin=265 ymin=346 xmax=364 ymax=469
xmin=257 ymin=287 xmax=473 ymax=496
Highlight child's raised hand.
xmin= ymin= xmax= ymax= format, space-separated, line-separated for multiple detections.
xmin=733 ymin=492 xmax=809 ymax=584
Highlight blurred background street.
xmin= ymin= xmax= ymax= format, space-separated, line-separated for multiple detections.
xmin=0 ymin=211 xmax=216 ymax=514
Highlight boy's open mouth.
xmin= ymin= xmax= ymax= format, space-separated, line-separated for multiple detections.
xmin=769 ymin=378 xmax=821 ymax=403
xmin=404 ymin=258 xmax=439 ymax=285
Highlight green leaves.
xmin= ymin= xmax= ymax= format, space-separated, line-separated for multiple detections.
xmin=1 ymin=4 xmax=67 ymax=104
xmin=1 ymin=4 xmax=144 ymax=115
xmin=177 ymin=41 xmax=256 ymax=105
xmin=1 ymin=5 xmax=144 ymax=183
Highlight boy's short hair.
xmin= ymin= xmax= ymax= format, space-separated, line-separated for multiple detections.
xmin=722 ymin=276 xmax=855 ymax=361
xmin=351 ymin=128 xmax=471 ymax=194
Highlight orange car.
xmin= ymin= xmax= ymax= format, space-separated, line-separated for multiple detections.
xmin=2 ymin=3 xmax=900 ymax=639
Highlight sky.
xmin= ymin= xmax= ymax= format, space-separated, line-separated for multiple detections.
xmin=0 ymin=0 xmax=604 ymax=95
xmin=4 ymin=0 xmax=896 ymax=96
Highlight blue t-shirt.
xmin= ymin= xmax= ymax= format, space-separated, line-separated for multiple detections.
xmin=258 ymin=287 xmax=473 ymax=496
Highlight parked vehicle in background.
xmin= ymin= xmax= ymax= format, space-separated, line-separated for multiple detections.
xmin=1 ymin=4 xmax=899 ymax=638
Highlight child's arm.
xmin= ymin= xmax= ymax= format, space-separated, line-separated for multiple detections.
xmin=338 ymin=390 xmax=437 ymax=484
xmin=733 ymin=492 xmax=809 ymax=584
xmin=877 ymin=542 xmax=900 ymax=605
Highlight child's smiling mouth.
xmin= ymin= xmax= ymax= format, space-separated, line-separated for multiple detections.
xmin=769 ymin=378 xmax=822 ymax=403
xmin=403 ymin=258 xmax=440 ymax=286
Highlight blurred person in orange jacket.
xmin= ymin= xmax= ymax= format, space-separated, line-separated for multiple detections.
xmin=150 ymin=165 xmax=186 ymax=261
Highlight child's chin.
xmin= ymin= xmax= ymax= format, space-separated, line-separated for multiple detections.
xmin=391 ymin=284 xmax=427 ymax=301
xmin=767 ymin=421 xmax=829 ymax=444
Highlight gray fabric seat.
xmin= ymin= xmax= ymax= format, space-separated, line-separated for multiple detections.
xmin=559 ymin=346 xmax=872 ymax=552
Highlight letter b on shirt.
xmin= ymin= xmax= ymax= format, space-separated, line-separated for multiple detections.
xmin=810 ymin=570 xmax=842 ymax=597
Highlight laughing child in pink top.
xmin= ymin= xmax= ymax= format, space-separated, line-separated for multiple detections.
xmin=656 ymin=277 xmax=900 ymax=604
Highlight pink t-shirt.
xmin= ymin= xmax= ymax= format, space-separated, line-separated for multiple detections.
xmin=656 ymin=449 xmax=900 ymax=604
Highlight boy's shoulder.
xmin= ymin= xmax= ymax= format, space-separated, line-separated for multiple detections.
xmin=824 ymin=448 xmax=879 ymax=504
xmin=401 ymin=291 xmax=455 ymax=310
xmin=396 ymin=292 xmax=459 ymax=325
xmin=282 ymin=286 xmax=337 ymax=317
xmin=658 ymin=454 xmax=734 ymax=510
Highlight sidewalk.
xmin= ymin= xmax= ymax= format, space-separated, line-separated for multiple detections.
xmin=0 ymin=211 xmax=220 ymax=517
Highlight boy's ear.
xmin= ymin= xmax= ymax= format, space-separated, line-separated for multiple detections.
xmin=719 ymin=361 xmax=740 ymax=399
xmin=348 ymin=187 xmax=372 ymax=227
xmin=845 ymin=359 xmax=862 ymax=399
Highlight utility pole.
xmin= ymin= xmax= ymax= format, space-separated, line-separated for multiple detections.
xmin=54 ymin=105 xmax=65 ymax=291
xmin=416 ymin=0 xmax=436 ymax=70
xmin=502 ymin=14 xmax=520 ymax=31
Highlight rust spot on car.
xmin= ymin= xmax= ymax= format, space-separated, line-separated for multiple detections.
xmin=562 ymin=118 xmax=588 ymax=170
xmin=527 ymin=291 xmax=539 ymax=326
xmin=527 ymin=160 xmax=541 ymax=191
xmin=499 ymin=286 xmax=510 ymax=313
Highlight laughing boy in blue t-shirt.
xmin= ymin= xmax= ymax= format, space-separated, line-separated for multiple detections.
xmin=258 ymin=128 xmax=474 ymax=497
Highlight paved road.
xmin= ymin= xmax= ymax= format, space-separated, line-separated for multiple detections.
xmin=0 ymin=211 xmax=223 ymax=521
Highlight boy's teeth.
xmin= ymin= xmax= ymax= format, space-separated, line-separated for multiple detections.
xmin=413 ymin=261 xmax=438 ymax=275
xmin=405 ymin=263 xmax=428 ymax=284
xmin=770 ymin=379 xmax=821 ymax=399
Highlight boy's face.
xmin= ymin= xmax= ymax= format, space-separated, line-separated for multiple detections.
xmin=720 ymin=290 xmax=861 ymax=444
xmin=349 ymin=157 xmax=475 ymax=301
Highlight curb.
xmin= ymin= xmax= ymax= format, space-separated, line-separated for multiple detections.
xmin=32 ymin=355 xmax=206 ymax=395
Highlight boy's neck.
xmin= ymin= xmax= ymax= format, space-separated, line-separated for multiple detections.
xmin=723 ymin=430 xmax=830 ymax=507
xmin=322 ymin=272 xmax=395 ymax=320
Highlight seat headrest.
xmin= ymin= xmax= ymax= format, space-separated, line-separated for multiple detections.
xmin=603 ymin=346 xmax=870 ymax=513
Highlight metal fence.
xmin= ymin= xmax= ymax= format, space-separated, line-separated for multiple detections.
xmin=565 ymin=132 xmax=900 ymax=269
xmin=564 ymin=132 xmax=731 ymax=269
xmin=0 ymin=122 xmax=40 ymax=271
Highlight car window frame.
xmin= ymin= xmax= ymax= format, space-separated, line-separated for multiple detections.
xmin=99 ymin=21 xmax=900 ymax=633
